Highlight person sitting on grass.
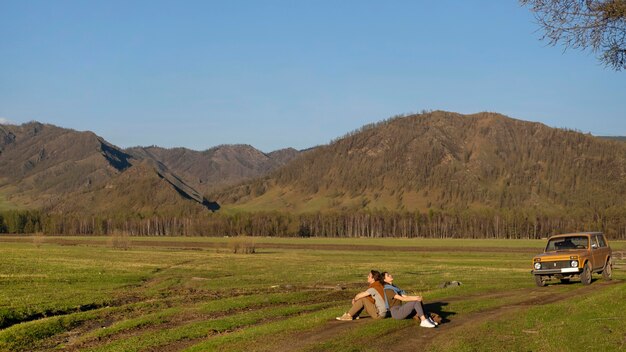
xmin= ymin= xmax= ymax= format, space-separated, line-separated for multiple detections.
xmin=336 ymin=270 xmax=387 ymax=321
xmin=381 ymin=271 xmax=437 ymax=328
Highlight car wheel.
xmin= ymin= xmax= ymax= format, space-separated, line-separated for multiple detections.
xmin=581 ymin=262 xmax=592 ymax=285
xmin=560 ymin=278 xmax=570 ymax=284
xmin=534 ymin=275 xmax=547 ymax=287
xmin=602 ymin=258 xmax=613 ymax=281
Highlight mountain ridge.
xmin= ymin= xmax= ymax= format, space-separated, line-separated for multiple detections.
xmin=2 ymin=113 xmax=625 ymax=218
xmin=0 ymin=121 xmax=303 ymax=214
xmin=0 ymin=123 xmax=211 ymax=214
xmin=125 ymin=144 xmax=300 ymax=195
xmin=215 ymin=111 xmax=626 ymax=213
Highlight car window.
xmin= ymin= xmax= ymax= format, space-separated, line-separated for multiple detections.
xmin=592 ymin=235 xmax=600 ymax=248
xmin=546 ymin=236 xmax=588 ymax=251
xmin=597 ymin=235 xmax=607 ymax=248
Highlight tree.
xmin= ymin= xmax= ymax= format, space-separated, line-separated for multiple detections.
xmin=521 ymin=0 xmax=626 ymax=70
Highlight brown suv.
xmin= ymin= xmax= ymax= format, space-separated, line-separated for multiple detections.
xmin=531 ymin=232 xmax=613 ymax=286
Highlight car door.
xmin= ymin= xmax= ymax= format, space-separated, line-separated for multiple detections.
xmin=595 ymin=234 xmax=609 ymax=268
xmin=591 ymin=234 xmax=604 ymax=270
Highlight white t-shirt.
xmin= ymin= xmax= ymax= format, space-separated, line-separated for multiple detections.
xmin=366 ymin=287 xmax=388 ymax=317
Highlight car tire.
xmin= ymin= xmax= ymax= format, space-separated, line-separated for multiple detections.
xmin=534 ymin=275 xmax=547 ymax=287
xmin=581 ymin=262 xmax=592 ymax=285
xmin=602 ymin=258 xmax=613 ymax=281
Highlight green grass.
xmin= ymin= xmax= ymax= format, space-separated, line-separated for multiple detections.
xmin=0 ymin=237 xmax=624 ymax=352
xmin=0 ymin=309 xmax=103 ymax=351
xmin=429 ymin=282 xmax=626 ymax=352
xmin=185 ymin=306 xmax=347 ymax=352
xmin=6 ymin=234 xmax=624 ymax=251
xmin=0 ymin=243 xmax=181 ymax=325
xmin=84 ymin=301 xmax=341 ymax=352
xmin=1 ymin=234 xmax=551 ymax=248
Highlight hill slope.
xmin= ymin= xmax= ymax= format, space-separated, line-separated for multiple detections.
xmin=216 ymin=111 xmax=626 ymax=213
xmin=126 ymin=145 xmax=300 ymax=194
xmin=56 ymin=160 xmax=218 ymax=215
xmin=0 ymin=122 xmax=212 ymax=214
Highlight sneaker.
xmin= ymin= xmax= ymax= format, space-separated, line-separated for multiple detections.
xmin=336 ymin=313 xmax=353 ymax=321
xmin=428 ymin=317 xmax=439 ymax=326
xmin=420 ymin=319 xmax=436 ymax=328
xmin=429 ymin=312 xmax=442 ymax=324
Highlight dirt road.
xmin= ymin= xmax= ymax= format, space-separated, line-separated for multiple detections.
xmin=0 ymin=236 xmax=540 ymax=253
xmin=268 ymin=279 xmax=622 ymax=352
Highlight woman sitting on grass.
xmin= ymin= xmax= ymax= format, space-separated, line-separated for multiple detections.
xmin=381 ymin=271 xmax=437 ymax=328
xmin=336 ymin=270 xmax=387 ymax=321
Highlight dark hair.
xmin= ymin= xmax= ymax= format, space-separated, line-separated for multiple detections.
xmin=381 ymin=271 xmax=397 ymax=287
xmin=381 ymin=271 xmax=389 ymax=282
xmin=370 ymin=270 xmax=383 ymax=284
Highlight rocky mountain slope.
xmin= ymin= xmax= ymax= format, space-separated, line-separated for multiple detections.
xmin=0 ymin=123 xmax=212 ymax=214
xmin=126 ymin=145 xmax=300 ymax=194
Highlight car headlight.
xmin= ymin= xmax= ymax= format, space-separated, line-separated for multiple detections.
xmin=534 ymin=262 xmax=542 ymax=270
xmin=570 ymin=260 xmax=578 ymax=268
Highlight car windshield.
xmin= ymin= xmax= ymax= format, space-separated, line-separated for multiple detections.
xmin=546 ymin=236 xmax=588 ymax=251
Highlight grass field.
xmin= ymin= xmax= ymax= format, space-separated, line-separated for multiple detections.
xmin=0 ymin=236 xmax=624 ymax=351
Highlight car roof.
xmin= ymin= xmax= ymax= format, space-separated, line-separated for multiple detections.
xmin=548 ymin=232 xmax=603 ymax=239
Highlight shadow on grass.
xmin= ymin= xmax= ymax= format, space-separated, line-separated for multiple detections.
xmin=546 ymin=277 xmax=597 ymax=286
xmin=424 ymin=301 xmax=455 ymax=324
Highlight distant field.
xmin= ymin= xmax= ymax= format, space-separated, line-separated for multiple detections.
xmin=0 ymin=236 xmax=624 ymax=351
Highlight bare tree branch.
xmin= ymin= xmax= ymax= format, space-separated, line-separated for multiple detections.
xmin=521 ymin=0 xmax=626 ymax=70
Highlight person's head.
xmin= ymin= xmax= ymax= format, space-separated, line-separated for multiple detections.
xmin=382 ymin=271 xmax=393 ymax=284
xmin=367 ymin=270 xmax=382 ymax=284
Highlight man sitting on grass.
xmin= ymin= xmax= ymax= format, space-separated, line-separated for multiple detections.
xmin=336 ymin=270 xmax=387 ymax=321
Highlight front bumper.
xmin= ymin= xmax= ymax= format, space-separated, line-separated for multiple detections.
xmin=531 ymin=268 xmax=582 ymax=275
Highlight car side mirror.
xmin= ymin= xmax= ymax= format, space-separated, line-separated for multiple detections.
xmin=592 ymin=243 xmax=598 ymax=249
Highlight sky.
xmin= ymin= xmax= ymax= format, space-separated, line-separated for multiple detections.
xmin=0 ymin=0 xmax=624 ymax=152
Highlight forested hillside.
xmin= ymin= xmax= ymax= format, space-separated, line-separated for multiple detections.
xmin=207 ymin=111 xmax=626 ymax=238
xmin=600 ymin=136 xmax=626 ymax=142
xmin=2 ymin=113 xmax=625 ymax=239
xmin=0 ymin=122 xmax=300 ymax=216
xmin=0 ymin=122 xmax=132 ymax=209
xmin=0 ymin=122 xmax=212 ymax=215
xmin=217 ymin=111 xmax=626 ymax=213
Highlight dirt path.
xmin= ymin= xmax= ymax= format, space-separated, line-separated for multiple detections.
xmin=378 ymin=279 xmax=621 ymax=352
xmin=268 ymin=279 xmax=622 ymax=352
xmin=0 ymin=236 xmax=540 ymax=253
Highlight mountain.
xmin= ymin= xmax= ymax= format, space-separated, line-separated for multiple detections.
xmin=0 ymin=122 xmax=129 ymax=209
xmin=126 ymin=145 xmax=300 ymax=194
xmin=4 ymin=114 xmax=624 ymax=217
xmin=0 ymin=122 xmax=213 ymax=214
xmin=599 ymin=136 xmax=626 ymax=142
xmin=215 ymin=111 xmax=626 ymax=213
xmin=0 ymin=122 xmax=300 ymax=215
xmin=55 ymin=160 xmax=218 ymax=215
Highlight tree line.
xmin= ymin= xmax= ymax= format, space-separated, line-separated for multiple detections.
xmin=1 ymin=208 xmax=625 ymax=239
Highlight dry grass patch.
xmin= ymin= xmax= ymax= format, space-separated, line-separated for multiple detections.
xmin=228 ymin=237 xmax=256 ymax=254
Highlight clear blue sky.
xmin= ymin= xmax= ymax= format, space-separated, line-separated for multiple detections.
xmin=1 ymin=0 xmax=624 ymax=152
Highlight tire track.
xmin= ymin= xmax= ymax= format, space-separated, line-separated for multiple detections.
xmin=384 ymin=279 xmax=623 ymax=352
xmin=0 ymin=236 xmax=541 ymax=253
xmin=265 ymin=279 xmax=622 ymax=352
